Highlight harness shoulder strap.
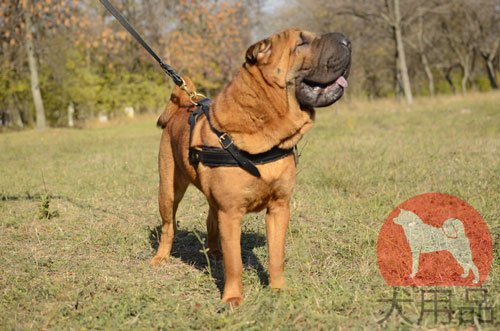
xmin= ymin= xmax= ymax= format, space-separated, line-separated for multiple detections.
xmin=188 ymin=103 xmax=205 ymax=147
xmin=188 ymin=99 xmax=261 ymax=177
xmin=199 ymin=102 xmax=261 ymax=177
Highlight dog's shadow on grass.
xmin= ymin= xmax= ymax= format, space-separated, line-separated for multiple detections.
xmin=148 ymin=226 xmax=268 ymax=295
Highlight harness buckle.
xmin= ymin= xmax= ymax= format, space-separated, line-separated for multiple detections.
xmin=218 ymin=133 xmax=234 ymax=149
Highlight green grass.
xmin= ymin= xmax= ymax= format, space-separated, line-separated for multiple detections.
xmin=1 ymin=92 xmax=499 ymax=329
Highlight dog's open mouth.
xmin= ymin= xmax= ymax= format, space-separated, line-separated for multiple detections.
xmin=297 ymin=75 xmax=348 ymax=108
xmin=302 ymin=75 xmax=348 ymax=92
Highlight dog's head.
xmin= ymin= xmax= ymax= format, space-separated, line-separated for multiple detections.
xmin=245 ymin=29 xmax=351 ymax=108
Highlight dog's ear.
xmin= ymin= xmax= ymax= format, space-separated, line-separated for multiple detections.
xmin=245 ymin=39 xmax=272 ymax=64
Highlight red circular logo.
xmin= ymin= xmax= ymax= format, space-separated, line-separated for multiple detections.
xmin=377 ymin=193 xmax=492 ymax=286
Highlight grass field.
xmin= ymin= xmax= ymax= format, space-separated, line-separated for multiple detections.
xmin=1 ymin=92 xmax=499 ymax=330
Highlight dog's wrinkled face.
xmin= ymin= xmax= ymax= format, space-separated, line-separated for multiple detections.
xmin=245 ymin=29 xmax=351 ymax=108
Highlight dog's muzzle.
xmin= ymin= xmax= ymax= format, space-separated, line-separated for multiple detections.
xmin=296 ymin=32 xmax=351 ymax=108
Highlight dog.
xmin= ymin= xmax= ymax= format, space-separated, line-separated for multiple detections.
xmin=393 ymin=209 xmax=479 ymax=283
xmin=152 ymin=29 xmax=351 ymax=306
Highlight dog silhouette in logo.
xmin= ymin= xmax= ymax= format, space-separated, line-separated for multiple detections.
xmin=393 ymin=209 xmax=479 ymax=283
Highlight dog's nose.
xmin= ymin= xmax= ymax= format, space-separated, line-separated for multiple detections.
xmin=322 ymin=32 xmax=351 ymax=51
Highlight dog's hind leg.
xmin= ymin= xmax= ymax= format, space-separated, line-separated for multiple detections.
xmin=151 ymin=133 xmax=189 ymax=266
xmin=206 ymin=206 xmax=222 ymax=259
xmin=150 ymin=168 xmax=188 ymax=266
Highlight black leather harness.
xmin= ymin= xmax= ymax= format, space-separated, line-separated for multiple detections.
xmin=188 ymin=99 xmax=295 ymax=177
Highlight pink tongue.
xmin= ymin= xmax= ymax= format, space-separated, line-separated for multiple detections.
xmin=336 ymin=76 xmax=348 ymax=88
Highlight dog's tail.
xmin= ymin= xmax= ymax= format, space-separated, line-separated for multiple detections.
xmin=441 ymin=218 xmax=466 ymax=239
xmin=157 ymin=76 xmax=197 ymax=129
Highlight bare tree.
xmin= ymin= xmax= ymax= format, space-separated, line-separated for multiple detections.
xmin=391 ymin=0 xmax=412 ymax=104
xmin=407 ymin=15 xmax=438 ymax=98
xmin=416 ymin=16 xmax=434 ymax=97
xmin=481 ymin=30 xmax=500 ymax=89
xmin=24 ymin=1 xmax=46 ymax=130
xmin=440 ymin=1 xmax=483 ymax=95
xmin=482 ymin=32 xmax=500 ymax=89
xmin=338 ymin=0 xmax=447 ymax=104
xmin=474 ymin=0 xmax=500 ymax=89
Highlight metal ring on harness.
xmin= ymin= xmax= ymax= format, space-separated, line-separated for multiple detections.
xmin=179 ymin=77 xmax=206 ymax=105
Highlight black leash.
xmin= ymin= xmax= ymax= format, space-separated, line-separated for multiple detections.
xmin=99 ymin=0 xmax=204 ymax=103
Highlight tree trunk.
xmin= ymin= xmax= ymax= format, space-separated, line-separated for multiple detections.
xmin=461 ymin=55 xmax=470 ymax=95
xmin=24 ymin=4 xmax=46 ymax=130
xmin=23 ymin=101 xmax=34 ymax=126
xmin=421 ymin=53 xmax=435 ymax=98
xmin=13 ymin=93 xmax=33 ymax=126
xmin=417 ymin=16 xmax=434 ymax=98
xmin=444 ymin=67 xmax=456 ymax=95
xmin=395 ymin=69 xmax=402 ymax=102
xmin=468 ymin=49 xmax=477 ymax=91
xmin=461 ymin=73 xmax=468 ymax=95
xmin=393 ymin=0 xmax=413 ymax=104
xmin=484 ymin=56 xmax=498 ymax=89
xmin=68 ymin=101 xmax=75 ymax=127
xmin=10 ymin=106 xmax=24 ymax=128
xmin=487 ymin=22 xmax=500 ymax=89
xmin=481 ymin=23 xmax=499 ymax=90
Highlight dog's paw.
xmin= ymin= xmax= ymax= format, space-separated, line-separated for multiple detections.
xmin=223 ymin=296 xmax=244 ymax=307
xmin=472 ymin=278 xmax=479 ymax=284
xmin=409 ymin=273 xmax=416 ymax=278
xmin=271 ymin=285 xmax=295 ymax=295
xmin=269 ymin=277 xmax=287 ymax=291
xmin=150 ymin=255 xmax=169 ymax=266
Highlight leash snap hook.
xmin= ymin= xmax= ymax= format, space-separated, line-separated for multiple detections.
xmin=180 ymin=77 xmax=206 ymax=105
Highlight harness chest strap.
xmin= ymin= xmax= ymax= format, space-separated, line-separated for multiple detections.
xmin=188 ymin=99 xmax=295 ymax=177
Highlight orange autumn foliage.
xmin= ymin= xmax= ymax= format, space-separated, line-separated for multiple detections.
xmin=167 ymin=0 xmax=250 ymax=92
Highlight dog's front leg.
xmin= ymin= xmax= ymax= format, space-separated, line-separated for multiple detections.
xmin=218 ymin=210 xmax=244 ymax=307
xmin=266 ymin=200 xmax=290 ymax=290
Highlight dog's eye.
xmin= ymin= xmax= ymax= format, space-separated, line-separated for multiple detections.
xmin=298 ymin=32 xmax=311 ymax=46
xmin=294 ymin=40 xmax=309 ymax=53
